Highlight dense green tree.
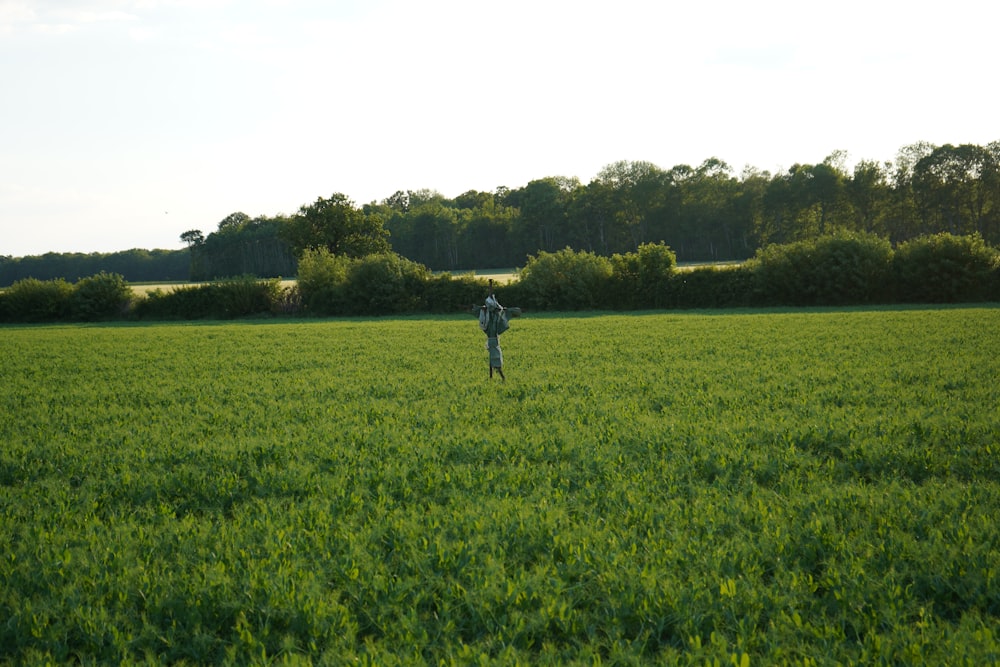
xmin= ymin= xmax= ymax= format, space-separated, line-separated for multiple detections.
xmin=609 ymin=242 xmax=677 ymax=308
xmin=284 ymin=193 xmax=390 ymax=258
xmin=912 ymin=144 xmax=998 ymax=238
xmin=809 ymin=155 xmax=849 ymax=234
xmin=664 ymin=158 xmax=751 ymax=260
xmin=0 ymin=249 xmax=190 ymax=286
xmin=190 ymin=213 xmax=296 ymax=280
xmin=596 ymin=160 xmax=669 ymax=251
xmin=565 ymin=180 xmax=618 ymax=255
xmin=452 ymin=189 xmax=494 ymax=210
xmin=887 ymin=141 xmax=936 ymax=239
xmin=217 ymin=212 xmax=251 ymax=233
xmin=180 ymin=230 xmax=204 ymax=247
xmin=386 ymin=203 xmax=460 ymax=270
xmin=508 ymin=177 xmax=578 ymax=255
xmin=846 ymin=160 xmax=891 ymax=235
xmin=457 ymin=200 xmax=518 ymax=269
xmin=517 ymin=247 xmax=613 ymax=309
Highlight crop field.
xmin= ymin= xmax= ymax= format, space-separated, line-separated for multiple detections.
xmin=129 ymin=280 xmax=299 ymax=296
xmin=2 ymin=307 xmax=999 ymax=665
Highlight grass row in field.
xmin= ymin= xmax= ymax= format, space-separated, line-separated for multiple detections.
xmin=1 ymin=307 xmax=998 ymax=664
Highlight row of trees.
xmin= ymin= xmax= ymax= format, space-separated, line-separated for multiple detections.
xmin=180 ymin=195 xmax=387 ymax=281
xmin=3 ymin=232 xmax=997 ymax=323
xmin=0 ymin=248 xmax=189 ymax=286
xmin=379 ymin=142 xmax=1000 ymax=269
xmin=180 ymin=141 xmax=1000 ymax=279
xmin=3 ymin=141 xmax=998 ymax=285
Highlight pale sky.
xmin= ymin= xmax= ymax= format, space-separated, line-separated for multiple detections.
xmin=1 ymin=0 xmax=996 ymax=257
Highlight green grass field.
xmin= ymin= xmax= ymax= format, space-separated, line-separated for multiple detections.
xmin=2 ymin=307 xmax=999 ymax=664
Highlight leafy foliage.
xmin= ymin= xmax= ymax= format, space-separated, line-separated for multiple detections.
xmin=423 ymin=273 xmax=489 ymax=314
xmin=609 ymin=242 xmax=677 ymax=308
xmin=667 ymin=265 xmax=754 ymax=309
xmin=893 ymin=232 xmax=1000 ymax=302
xmin=131 ymin=277 xmax=284 ymax=319
xmin=284 ymin=193 xmax=390 ymax=258
xmin=1 ymin=309 xmax=999 ymax=663
xmin=748 ymin=232 xmax=894 ymax=305
xmin=5 ymin=142 xmax=1000 ymax=288
xmin=2 ymin=234 xmax=996 ymax=323
xmin=295 ymin=248 xmax=430 ymax=315
xmin=187 ymin=214 xmax=296 ymax=281
xmin=0 ymin=277 xmax=73 ymax=321
xmin=339 ymin=252 xmax=430 ymax=316
xmin=517 ymin=247 xmax=613 ymax=309
xmin=70 ymin=271 xmax=132 ymax=321
xmin=0 ymin=248 xmax=190 ymax=286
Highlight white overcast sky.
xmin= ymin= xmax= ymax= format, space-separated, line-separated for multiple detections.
xmin=1 ymin=0 xmax=996 ymax=256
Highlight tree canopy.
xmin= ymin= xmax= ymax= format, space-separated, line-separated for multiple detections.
xmin=284 ymin=193 xmax=390 ymax=258
xmin=5 ymin=140 xmax=999 ymax=286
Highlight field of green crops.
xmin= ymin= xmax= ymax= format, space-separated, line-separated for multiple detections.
xmin=2 ymin=307 xmax=999 ymax=665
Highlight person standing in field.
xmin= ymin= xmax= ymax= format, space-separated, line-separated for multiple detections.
xmin=479 ymin=279 xmax=509 ymax=380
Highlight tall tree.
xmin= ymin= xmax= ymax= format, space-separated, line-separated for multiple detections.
xmin=510 ymin=177 xmax=576 ymax=254
xmin=889 ymin=141 xmax=936 ymax=238
xmin=180 ymin=230 xmax=204 ymax=247
xmin=389 ymin=203 xmax=459 ymax=269
xmin=810 ymin=154 xmax=849 ymax=233
xmin=284 ymin=193 xmax=390 ymax=258
xmin=846 ymin=160 xmax=891 ymax=234
xmin=596 ymin=160 xmax=669 ymax=251
xmin=566 ymin=181 xmax=617 ymax=255
xmin=217 ymin=212 xmax=251 ymax=233
xmin=913 ymin=143 xmax=997 ymax=237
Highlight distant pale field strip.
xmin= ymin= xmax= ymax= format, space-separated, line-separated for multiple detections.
xmin=128 ymin=263 xmax=736 ymax=294
xmin=129 ymin=279 xmax=298 ymax=295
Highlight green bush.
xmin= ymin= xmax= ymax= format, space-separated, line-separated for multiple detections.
xmin=892 ymin=232 xmax=999 ymax=303
xmin=295 ymin=247 xmax=352 ymax=315
xmin=341 ymin=253 xmax=430 ymax=315
xmin=132 ymin=285 xmax=218 ymax=319
xmin=133 ymin=278 xmax=282 ymax=320
xmin=1 ymin=277 xmax=74 ymax=322
xmin=71 ymin=271 xmax=132 ymax=321
xmin=296 ymin=249 xmax=432 ymax=316
xmin=749 ymin=232 xmax=894 ymax=306
xmin=609 ymin=242 xmax=677 ymax=309
xmin=214 ymin=276 xmax=283 ymax=317
xmin=668 ymin=266 xmax=755 ymax=309
xmin=518 ymin=247 xmax=613 ymax=310
xmin=424 ymin=273 xmax=489 ymax=313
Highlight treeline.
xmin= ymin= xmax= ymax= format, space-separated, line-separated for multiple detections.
xmin=5 ymin=141 xmax=998 ymax=288
xmin=380 ymin=141 xmax=1000 ymax=269
xmin=0 ymin=248 xmax=189 ymax=286
xmin=2 ymin=232 xmax=997 ymax=323
xmin=182 ymin=212 xmax=297 ymax=281
xmin=183 ymin=141 xmax=1000 ymax=277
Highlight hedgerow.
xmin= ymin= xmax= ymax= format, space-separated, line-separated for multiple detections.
xmin=131 ymin=276 xmax=284 ymax=320
xmin=1 ymin=234 xmax=997 ymax=323
xmin=893 ymin=232 xmax=1000 ymax=303
xmin=747 ymin=232 xmax=895 ymax=306
xmin=70 ymin=271 xmax=134 ymax=321
xmin=516 ymin=247 xmax=614 ymax=310
xmin=1 ymin=277 xmax=74 ymax=322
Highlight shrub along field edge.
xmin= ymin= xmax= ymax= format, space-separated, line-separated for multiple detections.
xmin=1 ymin=232 xmax=998 ymax=322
